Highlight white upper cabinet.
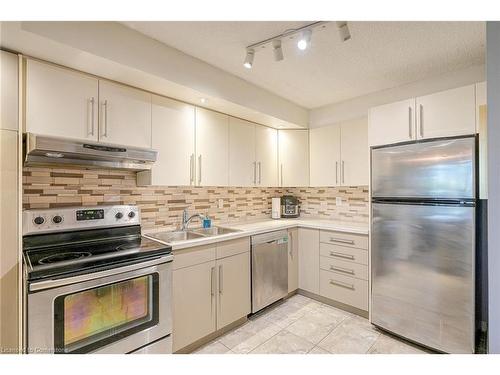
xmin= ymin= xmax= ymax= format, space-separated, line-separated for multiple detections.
xmin=195 ymin=108 xmax=229 ymax=186
xmin=26 ymin=59 xmax=99 ymax=140
xmin=416 ymin=85 xmax=476 ymax=139
xmin=137 ymin=95 xmax=195 ymax=186
xmin=1 ymin=51 xmax=18 ymax=131
xmin=255 ymin=126 xmax=278 ymax=186
xmin=340 ymin=118 xmax=369 ymax=186
xmin=368 ymin=98 xmax=415 ymax=147
xmin=229 ymin=117 xmax=256 ymax=187
xmin=309 ymin=125 xmax=341 ymax=187
xmin=279 ymin=130 xmax=309 ymax=187
xmin=98 ymin=80 xmax=152 ymax=148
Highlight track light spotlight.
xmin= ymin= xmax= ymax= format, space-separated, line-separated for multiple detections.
xmin=243 ymin=49 xmax=255 ymax=69
xmin=272 ymin=39 xmax=284 ymax=62
xmin=337 ymin=21 xmax=351 ymax=42
xmin=297 ymin=29 xmax=312 ymax=50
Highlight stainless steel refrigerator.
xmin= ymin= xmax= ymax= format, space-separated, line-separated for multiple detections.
xmin=371 ymin=136 xmax=476 ymax=353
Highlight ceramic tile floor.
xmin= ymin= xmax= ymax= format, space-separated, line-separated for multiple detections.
xmin=194 ymin=294 xmax=429 ymax=354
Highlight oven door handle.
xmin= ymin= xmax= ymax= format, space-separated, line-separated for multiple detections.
xmin=29 ymin=254 xmax=174 ymax=292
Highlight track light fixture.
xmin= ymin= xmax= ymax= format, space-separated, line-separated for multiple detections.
xmin=272 ymin=39 xmax=284 ymax=62
xmin=297 ymin=29 xmax=312 ymax=51
xmin=243 ymin=21 xmax=351 ymax=69
xmin=337 ymin=21 xmax=351 ymax=42
xmin=243 ymin=49 xmax=254 ymax=69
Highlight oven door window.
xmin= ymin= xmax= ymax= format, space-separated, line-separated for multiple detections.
xmin=54 ymin=274 xmax=159 ymax=353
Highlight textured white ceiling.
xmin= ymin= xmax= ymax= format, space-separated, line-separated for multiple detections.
xmin=121 ymin=21 xmax=485 ymax=109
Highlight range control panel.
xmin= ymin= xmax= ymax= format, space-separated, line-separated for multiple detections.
xmin=23 ymin=205 xmax=140 ymax=235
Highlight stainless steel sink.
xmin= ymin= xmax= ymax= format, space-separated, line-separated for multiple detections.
xmin=149 ymin=230 xmax=205 ymax=243
xmin=191 ymin=226 xmax=241 ymax=236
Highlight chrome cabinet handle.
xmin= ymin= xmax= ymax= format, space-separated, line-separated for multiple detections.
xmin=280 ymin=164 xmax=284 ymax=186
xmin=198 ymin=155 xmax=202 ymax=185
xmin=210 ymin=266 xmax=215 ymax=296
xmin=341 ymin=160 xmax=345 ymax=184
xmin=258 ymin=161 xmax=262 ymax=184
xmin=330 ymin=265 xmax=354 ymax=275
xmin=329 ymin=279 xmax=355 ymax=290
xmin=335 ymin=161 xmax=338 ymax=185
xmin=253 ymin=161 xmax=257 ymax=184
xmin=189 ymin=154 xmax=194 ymax=185
xmin=89 ymin=97 xmax=95 ymax=136
xmin=329 ymin=237 xmax=354 ymax=245
xmin=408 ymin=106 xmax=412 ymax=139
xmin=419 ymin=104 xmax=424 ymax=138
xmin=289 ymin=232 xmax=293 ymax=258
xmin=102 ymin=100 xmax=108 ymax=137
xmin=218 ymin=265 xmax=223 ymax=294
xmin=329 ymin=251 xmax=355 ymax=260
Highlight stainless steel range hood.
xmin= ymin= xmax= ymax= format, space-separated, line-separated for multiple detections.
xmin=24 ymin=133 xmax=157 ymax=170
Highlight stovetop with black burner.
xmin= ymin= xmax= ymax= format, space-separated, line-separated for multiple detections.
xmin=24 ymin=225 xmax=172 ymax=282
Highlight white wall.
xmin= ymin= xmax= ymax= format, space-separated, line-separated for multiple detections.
xmin=0 ymin=21 xmax=308 ymax=129
xmin=487 ymin=21 xmax=500 ymax=354
xmin=310 ymin=64 xmax=485 ymax=128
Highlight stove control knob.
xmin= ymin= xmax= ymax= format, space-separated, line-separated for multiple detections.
xmin=115 ymin=212 xmax=124 ymax=219
xmin=33 ymin=216 xmax=45 ymax=225
xmin=128 ymin=211 xmax=136 ymax=218
xmin=52 ymin=215 xmax=63 ymax=224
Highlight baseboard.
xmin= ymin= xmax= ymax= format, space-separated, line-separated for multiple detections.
xmin=298 ymin=289 xmax=369 ymax=319
xmin=173 ymin=316 xmax=248 ymax=354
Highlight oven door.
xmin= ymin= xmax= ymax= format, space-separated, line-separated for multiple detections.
xmin=27 ymin=256 xmax=172 ymax=354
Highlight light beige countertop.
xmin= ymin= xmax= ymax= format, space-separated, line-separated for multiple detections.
xmin=144 ymin=217 xmax=369 ymax=251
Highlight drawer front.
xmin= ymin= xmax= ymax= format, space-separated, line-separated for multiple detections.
xmin=320 ymin=270 xmax=368 ymax=311
xmin=320 ymin=230 xmax=368 ymax=250
xmin=173 ymin=244 xmax=216 ymax=270
xmin=320 ymin=243 xmax=368 ymax=265
xmin=320 ymin=256 xmax=368 ymax=281
xmin=217 ymin=237 xmax=250 ymax=259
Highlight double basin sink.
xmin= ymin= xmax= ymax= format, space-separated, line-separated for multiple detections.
xmin=148 ymin=226 xmax=241 ymax=244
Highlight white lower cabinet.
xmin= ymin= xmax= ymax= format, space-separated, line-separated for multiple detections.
xmin=217 ymin=251 xmax=251 ymax=328
xmin=172 ymin=238 xmax=250 ymax=352
xmin=297 ymin=228 xmax=369 ymax=313
xmin=172 ymin=258 xmax=216 ymax=352
xmin=298 ymin=228 xmax=319 ymax=294
xmin=287 ymin=228 xmax=299 ymax=293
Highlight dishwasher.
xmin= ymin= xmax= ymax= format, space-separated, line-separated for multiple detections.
xmin=251 ymin=230 xmax=289 ymax=313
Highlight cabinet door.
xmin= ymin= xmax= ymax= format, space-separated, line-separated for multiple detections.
xmin=0 ymin=130 xmax=19 ymax=350
xmin=368 ymin=99 xmax=415 ymax=147
xmin=229 ymin=117 xmax=256 ymax=187
xmin=216 ymin=252 xmax=251 ymax=329
xmin=416 ymin=85 xmax=475 ymax=139
xmin=309 ymin=125 xmax=341 ymax=187
xmin=99 ymin=80 xmax=152 ymax=148
xmin=1 ymin=51 xmax=18 ymax=131
xmin=476 ymin=82 xmax=487 ymax=199
xmin=255 ymin=125 xmax=278 ymax=186
xmin=340 ymin=118 xmax=369 ymax=186
xmin=172 ymin=261 xmax=216 ymax=352
xmin=195 ymin=108 xmax=229 ymax=186
xmin=298 ymin=228 xmax=319 ymax=294
xmin=288 ymin=228 xmax=299 ymax=293
xmin=26 ymin=59 xmax=98 ymax=140
xmin=137 ymin=95 xmax=195 ymax=186
xmin=278 ymin=130 xmax=309 ymax=187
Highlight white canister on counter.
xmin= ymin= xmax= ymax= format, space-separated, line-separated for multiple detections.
xmin=271 ymin=197 xmax=281 ymax=219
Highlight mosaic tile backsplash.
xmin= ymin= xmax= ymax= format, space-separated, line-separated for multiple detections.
xmin=23 ymin=167 xmax=369 ymax=231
